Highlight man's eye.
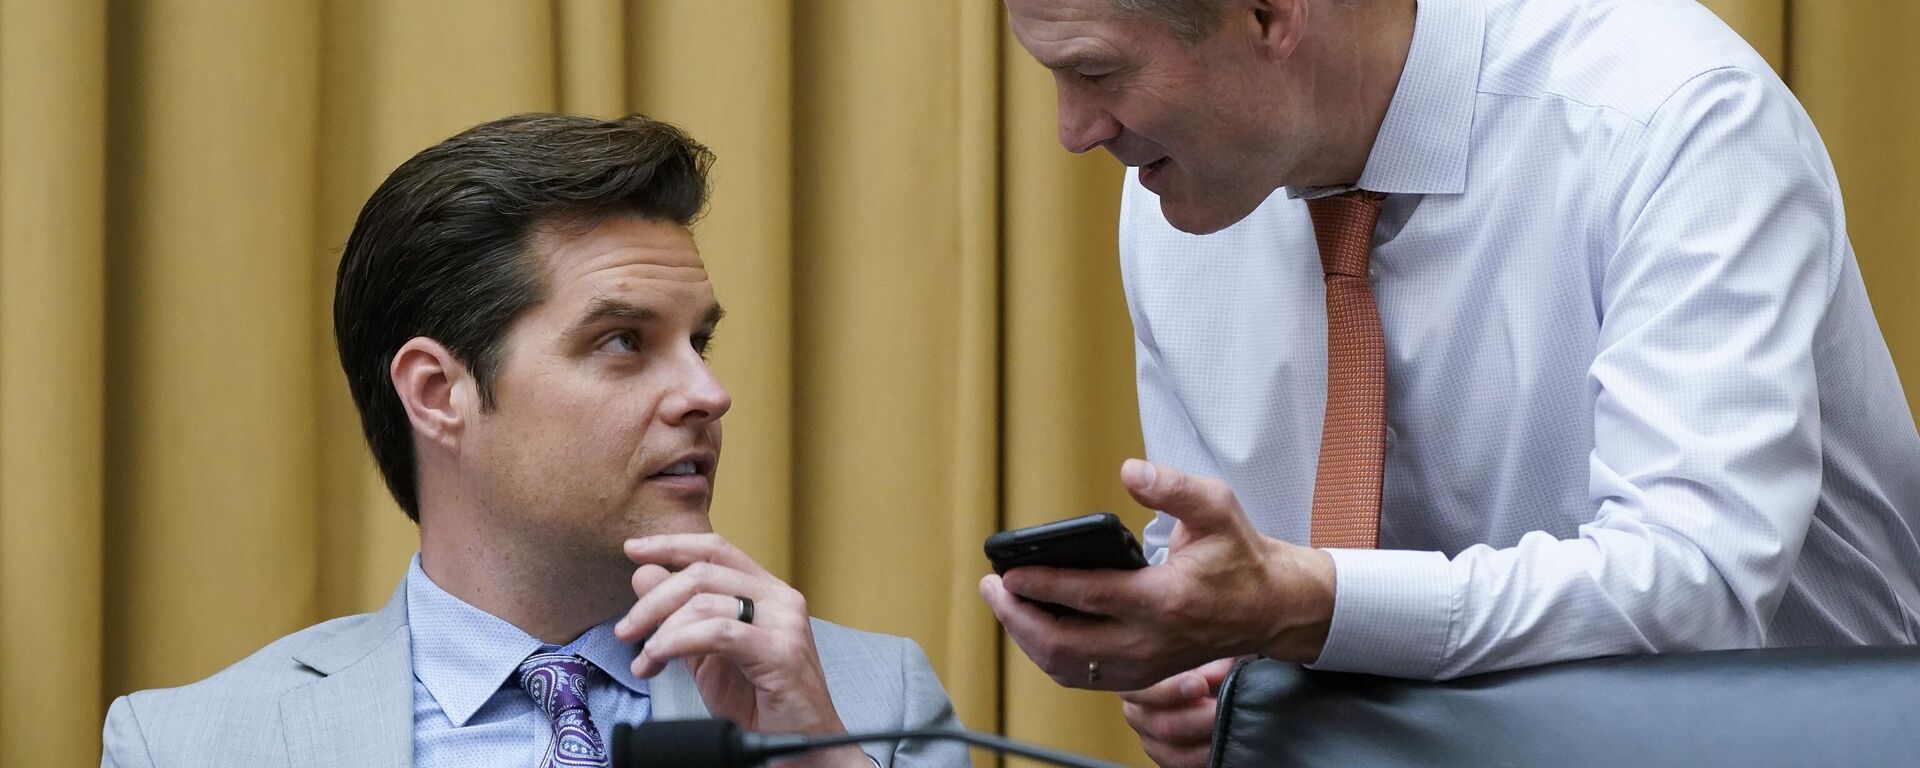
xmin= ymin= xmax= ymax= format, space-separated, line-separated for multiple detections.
xmin=692 ymin=334 xmax=715 ymax=361
xmin=601 ymin=330 xmax=639 ymax=354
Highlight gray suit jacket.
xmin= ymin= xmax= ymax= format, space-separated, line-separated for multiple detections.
xmin=102 ymin=581 xmax=970 ymax=767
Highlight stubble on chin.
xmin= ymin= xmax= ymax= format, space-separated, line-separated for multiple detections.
xmin=508 ymin=485 xmax=716 ymax=591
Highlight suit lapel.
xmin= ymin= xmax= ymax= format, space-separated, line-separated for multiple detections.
xmin=647 ymin=659 xmax=712 ymax=721
xmin=270 ymin=578 xmax=722 ymax=765
xmin=280 ymin=582 xmax=414 ymax=768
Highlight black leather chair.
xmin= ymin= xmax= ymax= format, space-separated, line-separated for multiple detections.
xmin=1209 ymin=646 xmax=1920 ymax=768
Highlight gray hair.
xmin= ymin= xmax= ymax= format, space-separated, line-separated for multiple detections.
xmin=1116 ymin=0 xmax=1362 ymax=43
xmin=1112 ymin=0 xmax=1231 ymax=42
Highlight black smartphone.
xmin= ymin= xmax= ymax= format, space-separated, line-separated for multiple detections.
xmin=984 ymin=512 xmax=1149 ymax=575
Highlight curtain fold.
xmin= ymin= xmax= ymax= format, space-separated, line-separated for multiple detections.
xmin=997 ymin=23 xmax=1148 ymax=765
xmin=788 ymin=1 xmax=1002 ymax=745
xmin=99 ymin=0 xmax=325 ymax=699
xmin=0 ymin=0 xmax=108 ymax=761
xmin=628 ymin=0 xmax=797 ymax=582
xmin=948 ymin=2 xmax=1009 ymax=761
xmin=1 ymin=2 xmax=1913 ymax=766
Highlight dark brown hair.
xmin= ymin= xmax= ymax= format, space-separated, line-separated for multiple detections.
xmin=333 ymin=113 xmax=713 ymax=520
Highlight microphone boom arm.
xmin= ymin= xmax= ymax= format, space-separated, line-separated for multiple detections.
xmin=614 ymin=718 xmax=1136 ymax=768
xmin=761 ymin=726 xmax=1134 ymax=768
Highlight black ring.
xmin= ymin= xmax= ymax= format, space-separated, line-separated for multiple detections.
xmin=735 ymin=595 xmax=755 ymax=625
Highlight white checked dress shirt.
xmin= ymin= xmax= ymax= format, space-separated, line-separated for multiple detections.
xmin=1124 ymin=0 xmax=1920 ymax=680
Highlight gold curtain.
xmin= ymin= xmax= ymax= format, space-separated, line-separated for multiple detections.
xmin=1 ymin=2 xmax=1914 ymax=766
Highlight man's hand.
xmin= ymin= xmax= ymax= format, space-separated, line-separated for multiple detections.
xmin=1121 ymin=658 xmax=1240 ymax=768
xmin=615 ymin=534 xmax=869 ymax=768
xmin=980 ymin=459 xmax=1337 ymax=690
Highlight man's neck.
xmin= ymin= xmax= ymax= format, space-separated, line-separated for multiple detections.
xmin=417 ymin=515 xmax=634 ymax=646
xmin=1304 ymin=0 xmax=1419 ymax=185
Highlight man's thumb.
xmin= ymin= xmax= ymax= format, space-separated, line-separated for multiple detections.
xmin=1122 ymin=459 xmax=1237 ymax=533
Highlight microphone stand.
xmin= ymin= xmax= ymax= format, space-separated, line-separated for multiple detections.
xmin=613 ymin=719 xmax=1133 ymax=768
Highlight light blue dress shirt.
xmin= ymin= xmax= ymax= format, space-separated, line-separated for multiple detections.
xmin=407 ymin=554 xmax=652 ymax=767
xmin=1124 ymin=0 xmax=1920 ymax=680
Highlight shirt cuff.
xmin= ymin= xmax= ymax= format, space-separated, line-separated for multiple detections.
xmin=1308 ymin=548 xmax=1457 ymax=679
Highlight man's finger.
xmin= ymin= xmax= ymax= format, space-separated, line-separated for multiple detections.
xmin=999 ymin=565 xmax=1154 ymax=617
xmin=1194 ymin=656 xmax=1240 ymax=692
xmin=1119 ymin=668 xmax=1209 ymax=706
xmin=654 ymin=592 xmax=749 ymax=637
xmin=980 ymin=575 xmax=1107 ymax=680
xmin=1121 ymin=697 xmax=1218 ymax=748
xmin=981 ymin=574 xmax=1174 ymax=690
xmin=1120 ymin=459 xmax=1240 ymax=536
xmin=629 ymin=563 xmax=674 ymax=599
xmin=624 ymin=533 xmax=773 ymax=579
xmin=630 ymin=593 xmax=751 ymax=677
xmin=978 ymin=574 xmax=1062 ymax=655
xmin=632 ymin=615 xmax=760 ymax=679
xmin=614 ymin=561 xmax=767 ymax=643
xmin=1139 ymin=740 xmax=1210 ymax=768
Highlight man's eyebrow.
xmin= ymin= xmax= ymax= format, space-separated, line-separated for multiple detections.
xmin=572 ymin=296 xmax=658 ymax=327
xmin=564 ymin=297 xmax=727 ymax=338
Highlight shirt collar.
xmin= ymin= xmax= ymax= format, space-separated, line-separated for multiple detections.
xmin=1288 ymin=0 xmax=1485 ymax=199
xmin=555 ymin=618 xmax=652 ymax=701
xmin=405 ymin=554 xmax=648 ymax=727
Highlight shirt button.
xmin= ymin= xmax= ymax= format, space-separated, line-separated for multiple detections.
xmin=1367 ymin=264 xmax=1380 ymax=282
xmin=1385 ymin=426 xmax=1399 ymax=451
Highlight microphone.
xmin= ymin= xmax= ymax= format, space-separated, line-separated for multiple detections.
xmin=612 ymin=718 xmax=1131 ymax=768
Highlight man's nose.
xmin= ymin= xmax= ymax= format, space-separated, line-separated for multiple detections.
xmin=1057 ymin=84 xmax=1120 ymax=154
xmin=663 ymin=353 xmax=732 ymax=427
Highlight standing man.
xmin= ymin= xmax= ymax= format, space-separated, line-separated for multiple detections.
xmin=982 ymin=0 xmax=1920 ymax=765
xmin=102 ymin=114 xmax=967 ymax=768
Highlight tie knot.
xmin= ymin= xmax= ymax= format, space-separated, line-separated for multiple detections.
xmin=1306 ymin=190 xmax=1386 ymax=278
xmin=516 ymin=652 xmax=609 ymax=767
xmin=517 ymin=652 xmax=597 ymax=718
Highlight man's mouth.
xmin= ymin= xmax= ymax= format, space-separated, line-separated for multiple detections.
xmin=647 ymin=452 xmax=716 ymax=482
xmin=646 ymin=452 xmax=715 ymax=497
xmin=656 ymin=461 xmax=699 ymax=477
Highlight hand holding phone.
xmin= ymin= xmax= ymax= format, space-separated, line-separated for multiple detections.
xmin=984 ymin=513 xmax=1148 ymax=616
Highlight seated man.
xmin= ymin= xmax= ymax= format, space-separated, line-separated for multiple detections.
xmin=102 ymin=113 xmax=967 ymax=768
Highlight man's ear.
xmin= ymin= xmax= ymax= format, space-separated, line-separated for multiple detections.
xmin=1245 ymin=0 xmax=1308 ymax=62
xmin=390 ymin=337 xmax=479 ymax=452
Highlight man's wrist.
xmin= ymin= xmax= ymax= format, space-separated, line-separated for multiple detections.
xmin=1260 ymin=542 xmax=1337 ymax=664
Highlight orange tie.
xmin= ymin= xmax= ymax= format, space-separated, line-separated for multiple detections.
xmin=1306 ymin=190 xmax=1388 ymax=549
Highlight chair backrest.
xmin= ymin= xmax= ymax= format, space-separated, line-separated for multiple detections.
xmin=1208 ymin=646 xmax=1920 ymax=768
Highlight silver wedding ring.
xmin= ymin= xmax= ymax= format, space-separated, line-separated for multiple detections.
xmin=1087 ymin=659 xmax=1103 ymax=686
xmin=735 ymin=595 xmax=755 ymax=625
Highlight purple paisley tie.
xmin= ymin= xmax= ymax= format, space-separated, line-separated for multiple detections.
xmin=516 ymin=653 xmax=610 ymax=768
